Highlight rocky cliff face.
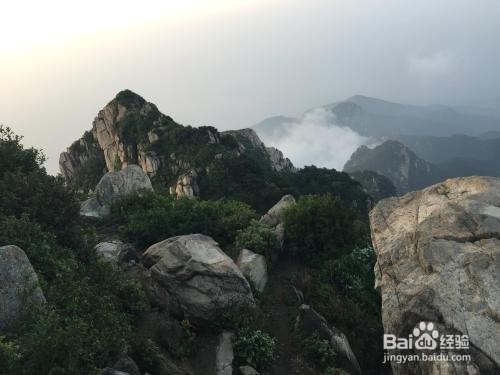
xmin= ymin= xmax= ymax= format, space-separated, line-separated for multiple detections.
xmin=370 ymin=176 xmax=500 ymax=374
xmin=60 ymin=90 xmax=294 ymax=197
xmin=344 ymin=140 xmax=443 ymax=194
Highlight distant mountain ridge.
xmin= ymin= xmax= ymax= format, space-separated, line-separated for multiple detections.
xmin=253 ymin=94 xmax=500 ymax=139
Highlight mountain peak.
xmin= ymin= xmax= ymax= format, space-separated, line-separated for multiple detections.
xmin=113 ymin=89 xmax=147 ymax=108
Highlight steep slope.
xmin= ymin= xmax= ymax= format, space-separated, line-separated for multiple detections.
xmin=60 ymin=90 xmax=294 ymax=200
xmin=343 ymin=140 xmax=443 ymax=194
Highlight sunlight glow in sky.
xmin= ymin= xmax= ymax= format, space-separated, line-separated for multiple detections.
xmin=0 ymin=0 xmax=254 ymax=54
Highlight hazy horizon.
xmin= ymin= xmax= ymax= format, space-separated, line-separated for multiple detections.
xmin=1 ymin=0 xmax=499 ymax=174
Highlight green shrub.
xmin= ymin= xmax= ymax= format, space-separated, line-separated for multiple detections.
xmin=0 ymin=336 xmax=21 ymax=375
xmin=321 ymin=247 xmax=378 ymax=310
xmin=298 ymin=333 xmax=337 ymax=370
xmin=283 ymin=194 xmax=369 ymax=265
xmin=234 ymin=329 xmax=276 ymax=370
xmin=234 ymin=219 xmax=280 ymax=261
xmin=112 ymin=192 xmax=257 ymax=248
xmin=0 ymin=125 xmax=82 ymax=248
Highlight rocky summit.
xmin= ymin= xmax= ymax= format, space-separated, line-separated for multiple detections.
xmin=370 ymin=176 xmax=500 ymax=374
xmin=60 ymin=90 xmax=293 ymax=198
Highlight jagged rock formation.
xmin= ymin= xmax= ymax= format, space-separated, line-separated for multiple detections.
xmin=260 ymin=194 xmax=296 ymax=248
xmin=80 ymin=164 xmax=153 ymax=218
xmin=370 ymin=176 xmax=500 ymax=374
xmin=60 ymin=90 xmax=294 ymax=197
xmin=142 ymin=234 xmax=255 ymax=322
xmin=237 ymin=249 xmax=268 ymax=293
xmin=295 ymin=304 xmax=361 ymax=375
xmin=344 ymin=140 xmax=443 ymax=194
xmin=0 ymin=245 xmax=45 ymax=331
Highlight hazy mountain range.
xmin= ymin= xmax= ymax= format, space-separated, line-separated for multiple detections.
xmin=253 ymin=95 xmax=500 ymax=194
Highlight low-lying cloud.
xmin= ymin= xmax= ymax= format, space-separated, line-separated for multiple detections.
xmin=260 ymin=108 xmax=368 ymax=170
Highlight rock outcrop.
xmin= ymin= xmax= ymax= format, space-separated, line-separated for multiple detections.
xmin=260 ymin=194 xmax=296 ymax=248
xmin=0 ymin=245 xmax=45 ymax=331
xmin=370 ymin=176 xmax=500 ymax=374
xmin=80 ymin=164 xmax=153 ymax=218
xmin=237 ymin=249 xmax=268 ymax=293
xmin=142 ymin=234 xmax=255 ymax=321
xmin=169 ymin=169 xmax=199 ymax=198
xmin=295 ymin=304 xmax=361 ymax=375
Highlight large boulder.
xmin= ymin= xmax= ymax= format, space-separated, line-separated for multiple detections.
xmin=295 ymin=304 xmax=361 ymax=375
xmin=80 ymin=164 xmax=153 ymax=218
xmin=370 ymin=176 xmax=500 ymax=374
xmin=142 ymin=234 xmax=255 ymax=321
xmin=0 ymin=245 xmax=45 ymax=331
xmin=237 ymin=249 xmax=268 ymax=293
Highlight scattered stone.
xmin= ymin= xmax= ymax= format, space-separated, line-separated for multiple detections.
xmin=237 ymin=249 xmax=268 ymax=293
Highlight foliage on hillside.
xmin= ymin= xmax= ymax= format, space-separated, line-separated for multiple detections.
xmin=283 ymin=194 xmax=370 ymax=265
xmin=1 ymin=124 xmax=385 ymax=374
xmin=282 ymin=194 xmax=383 ymax=373
xmin=112 ymin=191 xmax=257 ymax=249
xmin=0 ymin=126 xmax=147 ymax=374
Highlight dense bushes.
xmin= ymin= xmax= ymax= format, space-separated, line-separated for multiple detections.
xmin=112 ymin=191 xmax=257 ymax=248
xmin=0 ymin=126 xmax=147 ymax=374
xmin=283 ymin=194 xmax=369 ymax=265
xmin=234 ymin=329 xmax=276 ymax=370
xmin=234 ymin=219 xmax=280 ymax=260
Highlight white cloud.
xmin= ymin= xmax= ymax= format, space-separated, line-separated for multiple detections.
xmin=261 ymin=108 xmax=368 ymax=170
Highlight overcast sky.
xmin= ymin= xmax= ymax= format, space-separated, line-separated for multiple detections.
xmin=1 ymin=0 xmax=499 ymax=173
